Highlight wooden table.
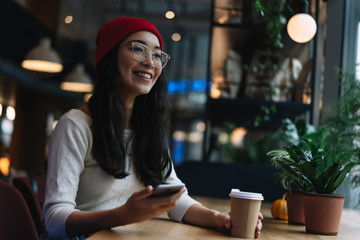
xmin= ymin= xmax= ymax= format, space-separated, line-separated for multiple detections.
xmin=87 ymin=196 xmax=360 ymax=240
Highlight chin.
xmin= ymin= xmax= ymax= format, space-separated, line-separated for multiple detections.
xmin=136 ymin=89 xmax=152 ymax=96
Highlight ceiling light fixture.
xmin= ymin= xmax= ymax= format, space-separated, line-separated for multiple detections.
xmin=22 ymin=38 xmax=63 ymax=73
xmin=61 ymin=63 xmax=93 ymax=93
xmin=172 ymin=33 xmax=181 ymax=41
xmin=287 ymin=0 xmax=317 ymax=43
xmin=165 ymin=11 xmax=175 ymax=19
xmin=65 ymin=15 xmax=73 ymax=24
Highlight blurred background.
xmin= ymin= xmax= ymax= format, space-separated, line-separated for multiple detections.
xmin=0 ymin=0 xmax=359 ymax=205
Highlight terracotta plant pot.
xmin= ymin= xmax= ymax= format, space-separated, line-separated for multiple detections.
xmin=285 ymin=190 xmax=305 ymax=225
xmin=303 ymin=192 xmax=345 ymax=235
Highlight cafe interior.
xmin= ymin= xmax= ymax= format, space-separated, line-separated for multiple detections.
xmin=0 ymin=0 xmax=360 ymax=239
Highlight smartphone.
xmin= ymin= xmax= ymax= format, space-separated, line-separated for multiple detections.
xmin=149 ymin=183 xmax=185 ymax=198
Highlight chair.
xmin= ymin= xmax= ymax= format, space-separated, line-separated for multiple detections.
xmin=0 ymin=180 xmax=39 ymax=240
xmin=13 ymin=176 xmax=46 ymax=236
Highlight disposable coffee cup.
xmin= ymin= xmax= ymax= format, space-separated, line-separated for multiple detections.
xmin=229 ymin=189 xmax=264 ymax=238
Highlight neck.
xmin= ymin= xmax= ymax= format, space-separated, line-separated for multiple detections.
xmin=125 ymin=107 xmax=133 ymax=129
xmin=121 ymin=97 xmax=135 ymax=129
xmin=78 ymin=104 xmax=91 ymax=117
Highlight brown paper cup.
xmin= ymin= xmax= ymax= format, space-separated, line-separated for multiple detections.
xmin=230 ymin=189 xmax=263 ymax=239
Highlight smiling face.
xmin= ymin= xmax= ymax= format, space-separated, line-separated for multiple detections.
xmin=117 ymin=31 xmax=162 ymax=103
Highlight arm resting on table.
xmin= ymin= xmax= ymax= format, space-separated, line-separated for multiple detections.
xmin=182 ymin=203 xmax=231 ymax=232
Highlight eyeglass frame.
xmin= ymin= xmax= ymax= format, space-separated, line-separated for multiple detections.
xmin=124 ymin=41 xmax=171 ymax=69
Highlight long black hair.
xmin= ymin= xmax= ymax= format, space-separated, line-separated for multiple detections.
xmin=88 ymin=44 xmax=172 ymax=186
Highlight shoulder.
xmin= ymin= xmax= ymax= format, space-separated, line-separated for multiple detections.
xmin=59 ymin=109 xmax=92 ymax=129
xmin=52 ymin=109 xmax=93 ymax=143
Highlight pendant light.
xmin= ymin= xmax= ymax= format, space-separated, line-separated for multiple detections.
xmin=287 ymin=0 xmax=317 ymax=43
xmin=21 ymin=38 xmax=63 ymax=73
xmin=61 ymin=63 xmax=93 ymax=93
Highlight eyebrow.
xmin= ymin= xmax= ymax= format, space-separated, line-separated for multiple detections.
xmin=127 ymin=39 xmax=161 ymax=50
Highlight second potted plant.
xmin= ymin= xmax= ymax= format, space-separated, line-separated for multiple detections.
xmin=270 ymin=118 xmax=316 ymax=225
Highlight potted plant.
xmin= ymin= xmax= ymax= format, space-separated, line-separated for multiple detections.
xmin=269 ymin=118 xmax=316 ymax=225
xmin=267 ymin=67 xmax=360 ymax=235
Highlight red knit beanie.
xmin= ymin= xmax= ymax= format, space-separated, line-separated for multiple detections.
xmin=95 ymin=17 xmax=163 ymax=71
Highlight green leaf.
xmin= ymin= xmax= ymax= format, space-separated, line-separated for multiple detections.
xmin=326 ymin=162 xmax=357 ymax=193
xmin=279 ymin=163 xmax=314 ymax=190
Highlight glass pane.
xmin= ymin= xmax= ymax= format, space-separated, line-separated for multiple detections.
xmin=357 ymin=22 xmax=360 ymax=79
xmin=343 ymin=0 xmax=360 ymax=74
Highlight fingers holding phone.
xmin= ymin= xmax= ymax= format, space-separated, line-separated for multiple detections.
xmin=148 ymin=184 xmax=186 ymax=209
xmin=149 ymin=183 xmax=186 ymax=198
xmin=122 ymin=185 xmax=185 ymax=223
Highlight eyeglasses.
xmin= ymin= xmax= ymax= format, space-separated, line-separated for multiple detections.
xmin=128 ymin=42 xmax=170 ymax=69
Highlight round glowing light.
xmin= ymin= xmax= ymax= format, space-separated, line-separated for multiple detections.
xmin=0 ymin=157 xmax=10 ymax=176
xmin=165 ymin=11 xmax=175 ymax=19
xmin=210 ymin=85 xmax=221 ymax=98
xmin=172 ymin=33 xmax=181 ymax=42
xmin=188 ymin=132 xmax=203 ymax=143
xmin=196 ymin=122 xmax=206 ymax=132
xmin=287 ymin=13 xmax=317 ymax=43
xmin=173 ymin=130 xmax=187 ymax=141
xmin=65 ymin=15 xmax=73 ymax=24
xmin=230 ymin=127 xmax=247 ymax=148
xmin=0 ymin=104 xmax=2 ymax=116
xmin=218 ymin=132 xmax=229 ymax=144
xmin=6 ymin=106 xmax=15 ymax=121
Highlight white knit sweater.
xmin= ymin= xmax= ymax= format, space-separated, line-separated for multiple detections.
xmin=43 ymin=109 xmax=198 ymax=239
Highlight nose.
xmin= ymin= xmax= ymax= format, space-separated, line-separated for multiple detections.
xmin=141 ymin=53 xmax=155 ymax=68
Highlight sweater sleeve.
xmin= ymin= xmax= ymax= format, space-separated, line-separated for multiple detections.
xmin=43 ymin=114 xmax=91 ymax=238
xmin=166 ymin=163 xmax=200 ymax=222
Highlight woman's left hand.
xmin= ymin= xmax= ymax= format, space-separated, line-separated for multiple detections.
xmin=182 ymin=204 xmax=263 ymax=237
xmin=214 ymin=212 xmax=231 ymax=232
xmin=215 ymin=211 xmax=263 ymax=238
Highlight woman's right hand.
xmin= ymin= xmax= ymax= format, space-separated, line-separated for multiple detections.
xmin=65 ymin=186 xmax=185 ymax=237
xmin=118 ymin=185 xmax=186 ymax=224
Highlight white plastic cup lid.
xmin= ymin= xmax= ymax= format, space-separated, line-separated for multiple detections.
xmin=229 ymin=189 xmax=264 ymax=200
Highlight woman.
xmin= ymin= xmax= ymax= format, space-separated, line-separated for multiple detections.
xmin=43 ymin=17 xmax=263 ymax=239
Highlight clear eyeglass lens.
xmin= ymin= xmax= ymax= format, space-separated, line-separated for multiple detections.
xmin=131 ymin=43 xmax=170 ymax=68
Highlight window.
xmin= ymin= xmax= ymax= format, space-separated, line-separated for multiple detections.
xmin=343 ymin=0 xmax=360 ymax=76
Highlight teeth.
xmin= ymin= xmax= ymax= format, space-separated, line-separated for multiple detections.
xmin=136 ymin=72 xmax=151 ymax=79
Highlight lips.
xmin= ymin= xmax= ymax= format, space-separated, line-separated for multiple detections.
xmin=134 ymin=71 xmax=153 ymax=79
